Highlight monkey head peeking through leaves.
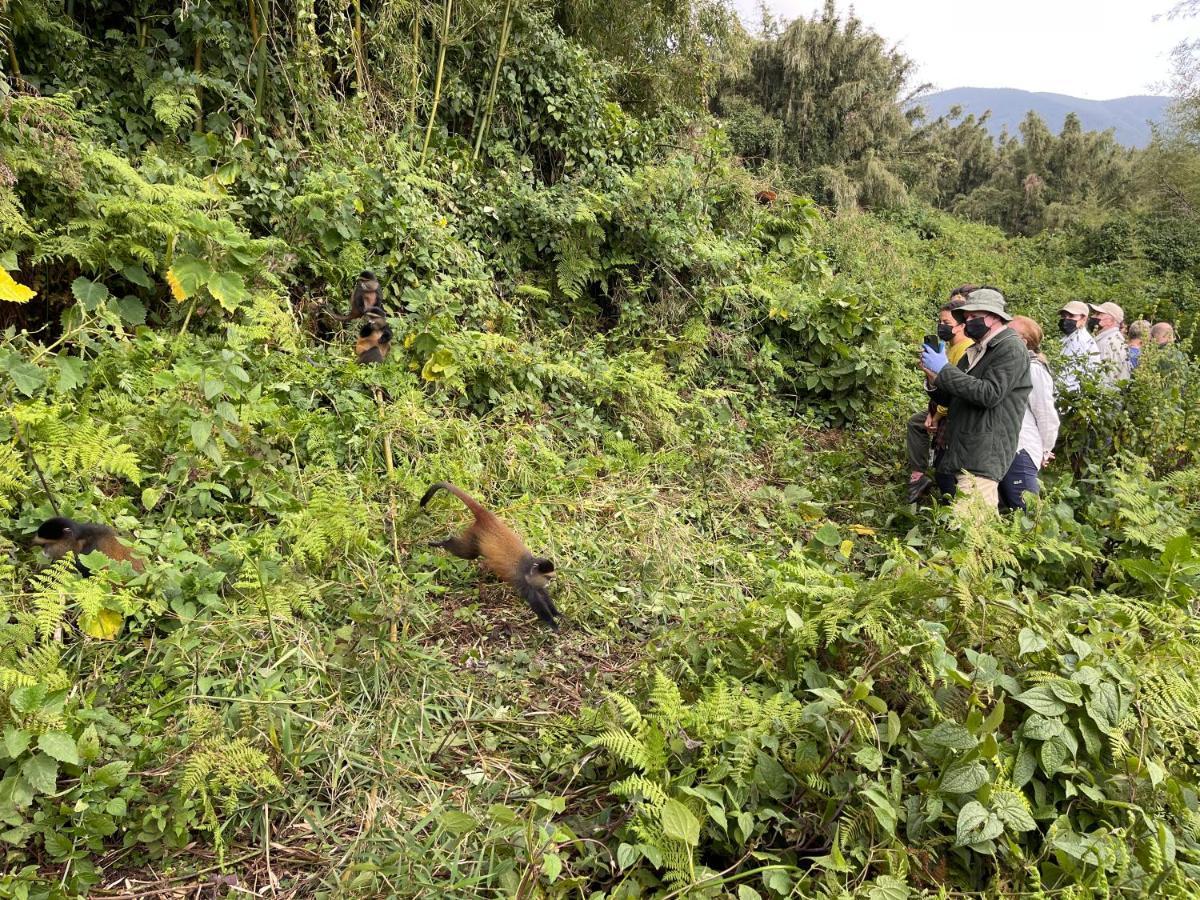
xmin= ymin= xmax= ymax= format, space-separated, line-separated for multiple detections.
xmin=34 ymin=517 xmax=144 ymax=577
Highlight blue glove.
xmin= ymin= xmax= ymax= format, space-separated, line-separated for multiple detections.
xmin=921 ymin=345 xmax=949 ymax=374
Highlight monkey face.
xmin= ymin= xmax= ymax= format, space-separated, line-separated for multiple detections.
xmin=34 ymin=518 xmax=75 ymax=556
xmin=528 ymin=557 xmax=555 ymax=588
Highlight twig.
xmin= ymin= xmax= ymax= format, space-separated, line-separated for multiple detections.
xmin=16 ymin=422 xmax=60 ymax=516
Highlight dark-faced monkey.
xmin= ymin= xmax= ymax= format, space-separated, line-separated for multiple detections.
xmin=331 ymin=271 xmax=385 ymax=322
xmin=355 ymin=319 xmax=392 ymax=364
xmin=34 ymin=517 xmax=144 ymax=577
xmin=419 ymin=482 xmax=559 ymax=630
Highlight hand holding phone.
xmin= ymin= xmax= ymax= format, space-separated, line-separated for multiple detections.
xmin=923 ymin=333 xmax=943 ymax=353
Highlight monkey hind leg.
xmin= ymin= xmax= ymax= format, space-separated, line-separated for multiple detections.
xmin=432 ymin=533 xmax=479 ymax=560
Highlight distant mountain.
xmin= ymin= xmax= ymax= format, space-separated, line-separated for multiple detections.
xmin=911 ymin=88 xmax=1173 ymax=148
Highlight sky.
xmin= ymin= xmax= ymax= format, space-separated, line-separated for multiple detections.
xmin=732 ymin=0 xmax=1196 ymax=100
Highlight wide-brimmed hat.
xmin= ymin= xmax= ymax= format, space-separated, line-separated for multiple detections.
xmin=1088 ymin=301 xmax=1125 ymax=323
xmin=958 ymin=288 xmax=1012 ymax=322
xmin=1059 ymin=300 xmax=1089 ymax=317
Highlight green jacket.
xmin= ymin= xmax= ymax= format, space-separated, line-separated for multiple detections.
xmin=930 ymin=327 xmax=1032 ymax=482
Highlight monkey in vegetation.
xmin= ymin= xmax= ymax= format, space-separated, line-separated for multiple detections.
xmin=355 ymin=318 xmax=392 ymax=364
xmin=33 ymin=517 xmax=144 ymax=576
xmin=332 ymin=271 xmax=385 ymax=322
xmin=419 ymin=482 xmax=559 ymax=630
xmin=755 ymin=190 xmax=777 ymax=205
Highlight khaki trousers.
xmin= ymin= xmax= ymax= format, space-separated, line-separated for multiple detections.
xmin=953 ymin=472 xmax=999 ymax=516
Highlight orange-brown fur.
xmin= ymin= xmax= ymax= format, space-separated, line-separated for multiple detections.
xmin=34 ymin=517 xmax=144 ymax=576
xmin=420 ymin=482 xmax=558 ymax=629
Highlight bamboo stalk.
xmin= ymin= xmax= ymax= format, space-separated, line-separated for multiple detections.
xmin=472 ymin=0 xmax=513 ymax=163
xmin=254 ymin=0 xmax=268 ymax=115
xmin=193 ymin=33 xmax=204 ymax=132
xmin=408 ymin=5 xmax=421 ymax=142
xmin=249 ymin=0 xmax=259 ymax=42
xmin=420 ymin=0 xmax=452 ymax=165
xmin=351 ymin=0 xmax=367 ymax=91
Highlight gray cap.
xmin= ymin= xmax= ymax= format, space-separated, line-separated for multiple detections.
xmin=958 ymin=288 xmax=1012 ymax=322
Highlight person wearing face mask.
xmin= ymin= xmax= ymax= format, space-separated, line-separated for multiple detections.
xmin=1056 ymin=301 xmax=1101 ymax=392
xmin=1088 ymin=302 xmax=1130 ymax=386
xmin=920 ymin=287 xmax=1032 ymax=511
xmin=905 ymin=287 xmax=978 ymax=502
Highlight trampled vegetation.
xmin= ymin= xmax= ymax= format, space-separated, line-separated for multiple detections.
xmin=1 ymin=2 xmax=1199 ymax=898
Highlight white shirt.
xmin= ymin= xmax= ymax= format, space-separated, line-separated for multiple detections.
xmin=1018 ymin=357 xmax=1060 ymax=468
xmin=1059 ymin=328 xmax=1101 ymax=391
xmin=1094 ymin=327 xmax=1130 ymax=385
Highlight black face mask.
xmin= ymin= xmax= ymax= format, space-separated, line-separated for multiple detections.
xmin=1059 ymin=318 xmax=1078 ymax=336
xmin=963 ymin=317 xmax=990 ymax=341
xmin=1088 ymin=317 xmax=1100 ymax=332
xmin=936 ymin=322 xmax=956 ymax=343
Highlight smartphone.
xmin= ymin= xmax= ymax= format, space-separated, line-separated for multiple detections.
xmin=923 ymin=334 xmax=943 ymax=352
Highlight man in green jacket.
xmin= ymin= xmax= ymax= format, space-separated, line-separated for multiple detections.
xmin=919 ymin=287 xmax=1032 ymax=511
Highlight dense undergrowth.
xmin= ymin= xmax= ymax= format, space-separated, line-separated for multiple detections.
xmin=2 ymin=2 xmax=1200 ymax=898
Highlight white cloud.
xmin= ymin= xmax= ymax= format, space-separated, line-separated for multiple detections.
xmin=731 ymin=0 xmax=1194 ymax=99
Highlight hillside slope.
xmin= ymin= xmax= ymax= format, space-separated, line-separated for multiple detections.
xmin=913 ymin=86 xmax=1171 ymax=146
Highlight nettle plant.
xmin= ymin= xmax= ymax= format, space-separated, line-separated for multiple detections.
xmin=579 ymin=505 xmax=1200 ymax=897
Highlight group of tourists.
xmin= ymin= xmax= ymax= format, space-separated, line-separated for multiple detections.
xmin=904 ymin=285 xmax=1180 ymax=512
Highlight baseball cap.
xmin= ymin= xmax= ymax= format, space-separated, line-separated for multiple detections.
xmin=1059 ymin=301 xmax=1089 ymax=317
xmin=1088 ymin=302 xmax=1124 ymax=323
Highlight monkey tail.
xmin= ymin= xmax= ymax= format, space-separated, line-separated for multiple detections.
xmin=419 ymin=482 xmax=492 ymax=521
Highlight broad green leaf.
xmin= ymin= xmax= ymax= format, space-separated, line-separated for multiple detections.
xmin=72 ymin=276 xmax=110 ymax=311
xmin=813 ymin=522 xmax=841 ymax=546
xmin=867 ymin=874 xmax=911 ymax=900
xmin=660 ymin=799 xmax=700 ymax=846
xmin=37 ymin=732 xmax=80 ymax=766
xmin=115 ymin=295 xmax=147 ymax=325
xmin=42 ymin=829 xmax=73 ymax=859
xmin=90 ymin=761 xmax=131 ymax=788
xmin=1039 ymin=738 xmax=1070 ymax=776
xmin=122 ymin=265 xmax=154 ymax=289
xmin=854 ymin=746 xmax=883 ymax=771
xmin=208 ymin=271 xmax=249 ymax=312
xmin=1046 ymin=679 xmax=1082 ymax=705
xmin=3 ymin=355 xmax=46 ymax=396
xmin=764 ymin=869 xmax=793 ymax=895
xmin=921 ymin=720 xmax=976 ymax=751
xmin=1013 ymin=684 xmax=1067 ymax=717
xmin=0 ymin=250 xmax=18 ymax=270
xmin=980 ymin=699 xmax=1005 ymax=735
xmin=171 ymin=256 xmax=213 ymax=297
xmin=54 ymin=355 xmax=86 ymax=392
xmin=1086 ymin=681 xmax=1120 ymax=731
xmin=1013 ymin=744 xmax=1036 ymax=789
xmin=190 ymin=420 xmax=211 ymax=450
xmin=9 ymin=684 xmax=47 ymax=715
xmin=941 ymin=761 xmax=988 ymax=794
xmin=541 ymin=851 xmax=562 ymax=881
xmin=1017 ymin=627 xmax=1047 ymax=656
xmin=616 ymin=842 xmax=639 ymax=870
xmin=990 ymin=789 xmax=1036 ymax=832
xmin=3 ymin=728 xmax=31 ymax=759
xmin=21 ymin=753 xmax=58 ymax=794
xmin=1023 ymin=714 xmax=1064 ymax=741
xmin=955 ymin=801 xmax=1002 ymax=847
xmin=439 ymin=810 xmax=477 ymax=835
xmin=738 ymin=886 xmax=763 ymax=900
